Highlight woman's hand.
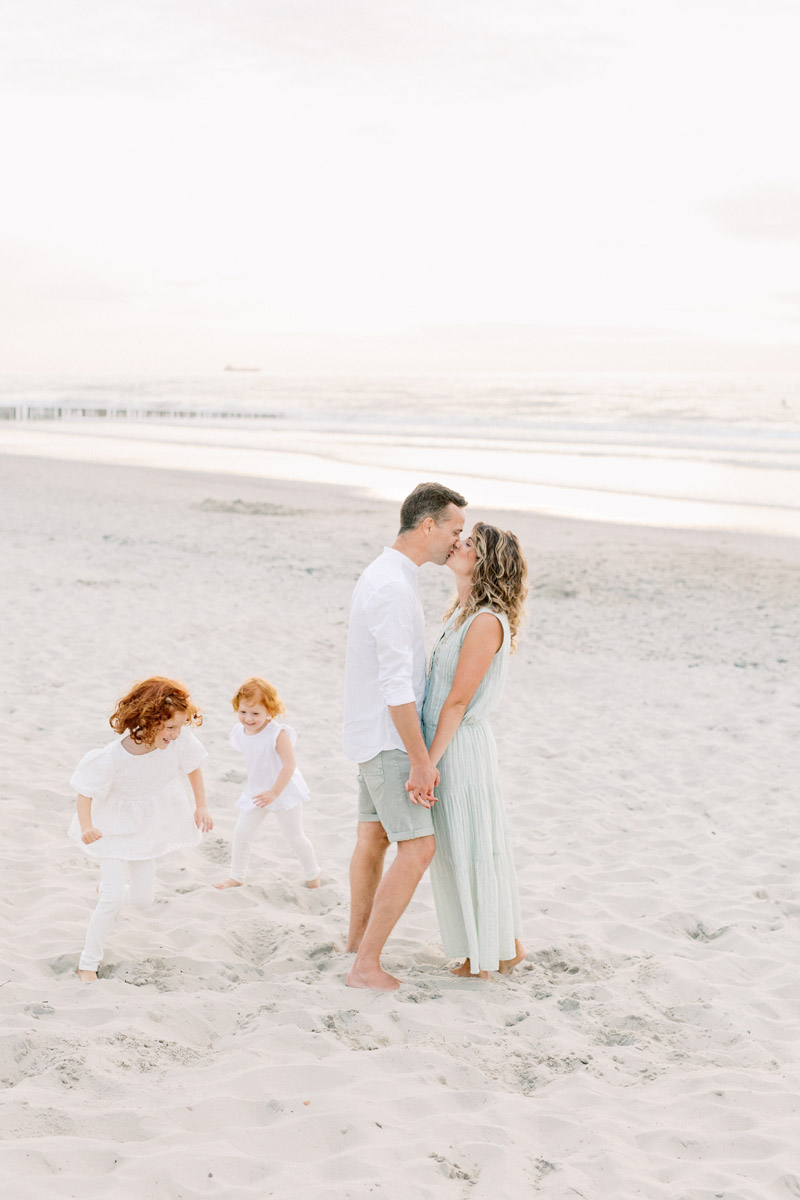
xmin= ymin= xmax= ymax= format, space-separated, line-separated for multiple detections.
xmin=81 ymin=826 xmax=103 ymax=844
xmin=194 ymin=806 xmax=213 ymax=832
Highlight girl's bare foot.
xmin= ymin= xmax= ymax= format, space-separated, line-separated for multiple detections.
xmin=450 ymin=959 xmax=489 ymax=980
xmin=214 ymin=878 xmax=243 ymax=890
xmin=304 ymin=875 xmax=322 ymax=889
xmin=498 ymin=940 xmax=527 ymax=974
xmin=76 ymin=968 xmax=98 ymax=983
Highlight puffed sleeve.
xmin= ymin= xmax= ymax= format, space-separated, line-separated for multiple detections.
xmin=274 ymin=722 xmax=297 ymax=748
xmin=228 ymin=724 xmax=242 ymax=750
xmin=69 ymin=746 xmax=115 ymax=802
xmin=176 ymin=728 xmax=208 ymax=773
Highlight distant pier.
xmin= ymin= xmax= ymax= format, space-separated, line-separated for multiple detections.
xmin=0 ymin=405 xmax=280 ymax=423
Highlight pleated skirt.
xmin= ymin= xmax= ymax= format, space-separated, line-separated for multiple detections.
xmin=427 ymin=719 xmax=522 ymax=973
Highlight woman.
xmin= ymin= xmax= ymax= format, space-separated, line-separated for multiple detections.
xmin=422 ymin=522 xmax=528 ymax=978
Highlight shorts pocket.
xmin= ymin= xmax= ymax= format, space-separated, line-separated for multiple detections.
xmin=358 ymin=760 xmax=385 ymax=783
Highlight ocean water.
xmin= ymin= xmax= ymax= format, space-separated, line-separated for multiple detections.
xmin=1 ymin=372 xmax=799 ymax=537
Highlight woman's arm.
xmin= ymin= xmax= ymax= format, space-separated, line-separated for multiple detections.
xmin=188 ymin=768 xmax=213 ymax=831
xmin=253 ymin=730 xmax=296 ymax=807
xmin=427 ymin=612 xmax=503 ymax=768
xmin=77 ymin=793 xmax=103 ymax=844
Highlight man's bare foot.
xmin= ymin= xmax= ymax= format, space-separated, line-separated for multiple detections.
xmin=214 ymin=878 xmax=243 ymax=890
xmin=498 ymin=940 xmax=527 ymax=974
xmin=304 ymin=875 xmax=322 ymax=889
xmin=76 ymin=968 xmax=98 ymax=983
xmin=346 ymin=962 xmax=401 ymax=991
xmin=450 ymin=959 xmax=489 ymax=980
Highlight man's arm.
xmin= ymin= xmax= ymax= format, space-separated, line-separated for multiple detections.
xmin=365 ymin=584 xmax=437 ymax=805
xmin=388 ymin=702 xmax=439 ymax=806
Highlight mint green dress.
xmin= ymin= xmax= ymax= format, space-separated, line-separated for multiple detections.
xmin=422 ymin=607 xmax=522 ymax=973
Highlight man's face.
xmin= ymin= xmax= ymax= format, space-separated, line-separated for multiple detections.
xmin=427 ymin=504 xmax=466 ymax=565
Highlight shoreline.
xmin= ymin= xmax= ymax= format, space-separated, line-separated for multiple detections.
xmin=2 ymin=420 xmax=800 ymax=539
xmin=3 ymin=447 xmax=800 ymax=561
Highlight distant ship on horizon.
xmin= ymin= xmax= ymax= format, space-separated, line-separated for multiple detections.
xmin=224 ymin=365 xmax=261 ymax=372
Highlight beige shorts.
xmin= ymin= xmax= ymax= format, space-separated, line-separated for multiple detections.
xmin=357 ymin=749 xmax=435 ymax=844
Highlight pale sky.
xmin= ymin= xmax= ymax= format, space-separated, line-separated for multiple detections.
xmin=2 ymin=0 xmax=800 ymax=373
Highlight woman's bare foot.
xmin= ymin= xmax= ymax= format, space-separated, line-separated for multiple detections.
xmin=76 ymin=968 xmax=98 ymax=983
xmin=304 ymin=875 xmax=322 ymax=889
xmin=346 ymin=961 xmax=401 ymax=991
xmin=450 ymin=959 xmax=489 ymax=980
xmin=498 ymin=940 xmax=527 ymax=974
xmin=214 ymin=878 xmax=243 ymax=890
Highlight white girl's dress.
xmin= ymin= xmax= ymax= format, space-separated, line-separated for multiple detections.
xmin=229 ymin=720 xmax=310 ymax=813
xmin=68 ymin=728 xmax=207 ymax=858
xmin=227 ymin=720 xmax=319 ymax=883
xmin=69 ymin=728 xmax=207 ymax=971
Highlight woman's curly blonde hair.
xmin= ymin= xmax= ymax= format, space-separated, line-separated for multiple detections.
xmin=445 ymin=522 xmax=528 ymax=650
xmin=109 ymin=676 xmax=202 ymax=744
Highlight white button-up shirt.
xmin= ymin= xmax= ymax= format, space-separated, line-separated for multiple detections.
xmin=342 ymin=547 xmax=427 ymax=763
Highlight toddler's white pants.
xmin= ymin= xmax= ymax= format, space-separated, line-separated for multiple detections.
xmin=230 ymin=805 xmax=319 ymax=883
xmin=79 ymin=857 xmax=155 ymax=972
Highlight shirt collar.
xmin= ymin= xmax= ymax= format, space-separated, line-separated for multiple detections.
xmin=382 ymin=546 xmax=420 ymax=577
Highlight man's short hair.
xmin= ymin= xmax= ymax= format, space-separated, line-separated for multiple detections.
xmin=398 ymin=482 xmax=468 ymax=534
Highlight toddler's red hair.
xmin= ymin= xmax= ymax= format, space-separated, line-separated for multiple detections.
xmin=231 ymin=676 xmax=285 ymax=719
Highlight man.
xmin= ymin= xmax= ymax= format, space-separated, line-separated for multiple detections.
xmin=343 ymin=481 xmax=468 ymax=991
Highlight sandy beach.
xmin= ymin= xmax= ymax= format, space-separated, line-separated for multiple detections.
xmin=2 ymin=450 xmax=800 ymax=1199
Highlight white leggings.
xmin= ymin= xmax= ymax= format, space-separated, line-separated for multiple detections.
xmin=230 ymin=805 xmax=320 ymax=883
xmin=79 ymin=857 xmax=155 ymax=972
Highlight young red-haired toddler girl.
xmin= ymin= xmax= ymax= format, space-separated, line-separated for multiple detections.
xmin=69 ymin=676 xmax=213 ymax=981
xmin=215 ymin=676 xmax=320 ymax=891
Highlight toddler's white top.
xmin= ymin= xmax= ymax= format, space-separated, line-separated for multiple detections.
xmin=68 ymin=728 xmax=207 ymax=860
xmin=229 ymin=720 xmax=310 ymax=813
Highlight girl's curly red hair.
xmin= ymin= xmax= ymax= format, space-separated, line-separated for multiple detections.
xmin=109 ymin=676 xmax=202 ymax=745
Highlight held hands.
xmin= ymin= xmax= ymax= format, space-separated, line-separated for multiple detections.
xmin=194 ymin=806 xmax=214 ymax=833
xmin=252 ymin=791 xmax=277 ymax=809
xmin=405 ymin=761 xmax=439 ymax=809
xmin=81 ymin=826 xmax=103 ymax=845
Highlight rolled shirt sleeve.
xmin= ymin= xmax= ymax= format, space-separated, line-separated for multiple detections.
xmin=364 ymin=584 xmax=419 ymax=708
xmin=342 ymin=547 xmax=428 ymax=763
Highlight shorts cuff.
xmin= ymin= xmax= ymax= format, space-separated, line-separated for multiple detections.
xmin=389 ymin=827 xmax=435 ymax=844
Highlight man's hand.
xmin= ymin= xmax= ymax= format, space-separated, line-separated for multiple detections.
xmin=406 ymin=761 xmax=439 ymax=808
xmin=386 ymin=702 xmax=438 ymax=806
